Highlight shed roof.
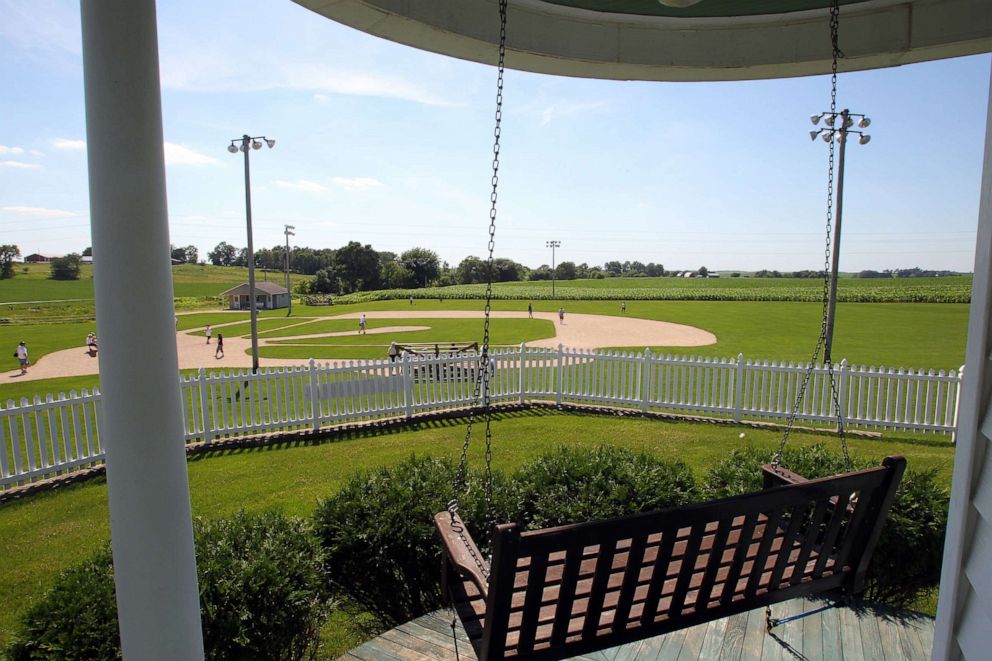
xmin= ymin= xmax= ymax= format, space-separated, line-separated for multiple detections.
xmin=218 ymin=282 xmax=290 ymax=296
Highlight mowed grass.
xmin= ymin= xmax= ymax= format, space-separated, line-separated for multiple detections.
xmin=258 ymin=318 xmax=556 ymax=360
xmin=0 ymin=409 xmax=956 ymax=655
xmin=0 ymin=300 xmax=967 ymax=401
xmin=0 ymin=263 xmax=310 ymax=303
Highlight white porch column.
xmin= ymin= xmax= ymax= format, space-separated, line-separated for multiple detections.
xmin=80 ymin=1 xmax=204 ymax=659
xmin=933 ymin=66 xmax=992 ymax=660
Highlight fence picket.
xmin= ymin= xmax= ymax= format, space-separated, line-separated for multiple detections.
xmin=0 ymin=349 xmax=967 ymax=489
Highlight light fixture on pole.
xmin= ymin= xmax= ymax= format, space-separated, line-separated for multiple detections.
xmin=808 ymin=109 xmax=871 ymax=363
xmin=227 ymin=133 xmax=275 ymax=372
xmin=284 ymin=224 xmax=295 ymax=316
xmin=546 ymin=240 xmax=561 ymax=298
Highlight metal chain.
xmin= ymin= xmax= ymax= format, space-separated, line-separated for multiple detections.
xmin=773 ymin=0 xmax=851 ymax=470
xmin=447 ymin=0 xmax=507 ymax=573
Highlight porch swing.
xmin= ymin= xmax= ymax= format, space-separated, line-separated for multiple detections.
xmin=433 ymin=2 xmax=905 ymax=660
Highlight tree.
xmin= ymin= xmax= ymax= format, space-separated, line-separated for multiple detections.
xmin=170 ymin=245 xmax=188 ymax=263
xmin=604 ymin=261 xmax=623 ymax=277
xmin=528 ymin=265 xmax=553 ymax=281
xmin=555 ymin=261 xmax=577 ymax=280
xmin=183 ymin=245 xmax=199 ymax=265
xmin=50 ymin=253 xmax=82 ymax=280
xmin=398 ymin=247 xmax=440 ymax=288
xmin=310 ymin=268 xmax=337 ymax=294
xmin=207 ymin=241 xmax=238 ymax=266
xmin=381 ymin=260 xmax=415 ymax=289
xmin=697 ymin=266 xmax=709 ymax=277
xmin=333 ymin=241 xmax=381 ymax=293
xmin=0 ymin=245 xmax=20 ymax=279
xmin=456 ymin=256 xmax=486 ymax=284
xmin=81 ymin=246 xmax=92 ymax=257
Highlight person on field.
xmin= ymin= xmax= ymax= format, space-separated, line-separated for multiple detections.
xmin=558 ymin=307 xmax=565 ymax=324
xmin=621 ymin=302 xmax=627 ymax=314
xmin=215 ymin=334 xmax=224 ymax=359
xmin=205 ymin=324 xmax=212 ymax=344
xmin=527 ymin=303 xmax=533 ymax=318
xmin=14 ymin=341 xmax=28 ymax=374
xmin=86 ymin=333 xmax=98 ymax=357
xmin=388 ymin=342 xmax=399 ymax=362
xmin=359 ymin=314 xmax=367 ymax=334
xmin=409 ymin=296 xmax=414 ymax=306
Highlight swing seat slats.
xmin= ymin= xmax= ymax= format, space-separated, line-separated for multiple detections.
xmin=435 ymin=456 xmax=905 ymax=661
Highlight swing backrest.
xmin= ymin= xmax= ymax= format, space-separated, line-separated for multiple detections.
xmin=439 ymin=456 xmax=905 ymax=661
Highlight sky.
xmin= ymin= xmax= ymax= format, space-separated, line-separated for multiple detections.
xmin=0 ymin=0 xmax=989 ymax=273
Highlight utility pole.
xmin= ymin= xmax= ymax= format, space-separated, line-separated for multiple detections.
xmin=546 ymin=240 xmax=561 ymax=298
xmin=227 ymin=134 xmax=275 ymax=372
xmin=809 ymin=109 xmax=871 ymax=364
xmin=284 ymin=224 xmax=295 ymax=316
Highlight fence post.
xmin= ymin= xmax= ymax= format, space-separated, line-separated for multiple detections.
xmin=733 ymin=353 xmax=745 ymax=423
xmin=836 ymin=359 xmax=848 ymax=431
xmin=197 ymin=368 xmax=213 ymax=443
xmin=641 ymin=347 xmax=652 ymax=413
xmin=308 ymin=359 xmax=320 ymax=431
xmin=403 ymin=352 xmax=413 ymax=419
xmin=519 ymin=342 xmax=527 ymax=405
xmin=951 ymin=364 xmax=965 ymax=443
xmin=556 ymin=344 xmax=564 ymax=406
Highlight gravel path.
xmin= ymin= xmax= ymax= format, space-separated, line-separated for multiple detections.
xmin=2 ymin=311 xmax=715 ymax=382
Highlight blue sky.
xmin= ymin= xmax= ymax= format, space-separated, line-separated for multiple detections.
xmin=1 ymin=0 xmax=989 ymax=272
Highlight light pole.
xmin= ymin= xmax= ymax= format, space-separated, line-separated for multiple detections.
xmin=227 ymin=134 xmax=275 ymax=372
xmin=546 ymin=240 xmax=560 ymax=298
xmin=284 ymin=224 xmax=295 ymax=316
xmin=809 ymin=109 xmax=871 ymax=364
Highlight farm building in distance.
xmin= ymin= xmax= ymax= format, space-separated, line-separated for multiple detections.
xmin=218 ymin=282 xmax=290 ymax=310
xmin=24 ymin=254 xmax=52 ymax=263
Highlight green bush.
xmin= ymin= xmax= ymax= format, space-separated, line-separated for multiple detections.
xmin=8 ymin=511 xmax=329 ymax=661
xmin=702 ymin=444 xmax=949 ymax=607
xmin=7 ymin=549 xmax=120 ymax=660
xmin=313 ymin=448 xmax=699 ymax=625
xmin=510 ymin=445 xmax=700 ymax=530
xmin=313 ymin=455 xmax=509 ymax=625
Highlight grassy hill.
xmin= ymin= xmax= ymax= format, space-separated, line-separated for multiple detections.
xmin=0 ymin=263 xmax=310 ymax=303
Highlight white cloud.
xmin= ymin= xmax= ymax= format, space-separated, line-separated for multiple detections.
xmin=0 ymin=145 xmax=26 ymax=155
xmin=0 ymin=160 xmax=41 ymax=170
xmin=163 ymin=142 xmax=219 ymax=166
xmin=52 ymin=138 xmax=86 ymax=151
xmin=158 ymin=45 xmax=458 ymax=106
xmin=539 ymin=101 xmax=610 ymax=126
xmin=332 ymin=176 xmax=385 ymax=191
xmin=1 ymin=206 xmax=75 ymax=218
xmin=276 ymin=179 xmax=328 ymax=193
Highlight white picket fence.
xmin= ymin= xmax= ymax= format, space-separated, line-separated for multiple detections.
xmin=1 ymin=346 xmax=963 ymax=490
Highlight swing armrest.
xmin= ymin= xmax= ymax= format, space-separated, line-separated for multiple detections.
xmin=762 ymin=463 xmax=810 ymax=489
xmin=434 ymin=512 xmax=490 ymax=600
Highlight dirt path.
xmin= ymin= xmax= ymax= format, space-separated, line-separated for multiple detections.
xmin=2 ymin=311 xmax=715 ymax=382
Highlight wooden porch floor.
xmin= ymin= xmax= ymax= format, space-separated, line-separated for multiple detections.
xmin=342 ymin=597 xmax=934 ymax=660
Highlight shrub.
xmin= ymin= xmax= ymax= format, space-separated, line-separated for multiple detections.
xmin=313 ymin=455 xmax=510 ymax=625
xmin=8 ymin=511 xmax=329 ymax=661
xmin=8 ymin=549 xmax=120 ymax=660
xmin=510 ymin=445 xmax=700 ymax=530
xmin=702 ymin=444 xmax=949 ymax=607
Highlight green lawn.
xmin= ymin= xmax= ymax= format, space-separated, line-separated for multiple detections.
xmin=259 ymin=318 xmax=555 ymax=360
xmin=0 ymin=409 xmax=955 ymax=656
xmin=0 ymin=300 xmax=967 ymax=402
xmin=0 ymin=263 xmax=311 ymax=304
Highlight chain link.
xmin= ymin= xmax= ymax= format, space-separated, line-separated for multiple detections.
xmin=447 ymin=0 xmax=507 ymax=575
xmin=774 ymin=0 xmax=851 ymax=470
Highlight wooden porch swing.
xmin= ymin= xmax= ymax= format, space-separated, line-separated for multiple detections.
xmin=434 ymin=2 xmax=904 ymax=659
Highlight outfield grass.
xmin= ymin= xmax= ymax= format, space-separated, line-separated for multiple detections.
xmin=259 ymin=318 xmax=555 ymax=359
xmin=0 ymin=410 xmax=955 ymax=656
xmin=0 ymin=299 xmax=966 ymax=402
xmin=0 ymin=263 xmax=311 ymax=303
